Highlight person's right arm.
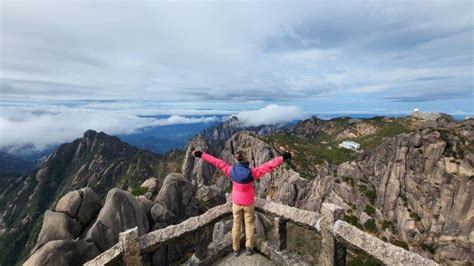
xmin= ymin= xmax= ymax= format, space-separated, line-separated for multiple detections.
xmin=199 ymin=152 xmax=232 ymax=177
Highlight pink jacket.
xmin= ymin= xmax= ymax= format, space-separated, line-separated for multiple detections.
xmin=201 ymin=152 xmax=284 ymax=206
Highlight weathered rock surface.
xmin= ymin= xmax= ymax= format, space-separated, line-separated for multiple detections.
xmin=32 ymin=211 xmax=82 ymax=253
xmin=336 ymin=121 xmax=379 ymax=140
xmin=292 ymin=116 xmax=325 ymax=137
xmin=25 ymin=239 xmax=99 ymax=266
xmin=80 ymin=188 xmax=102 ymax=225
xmin=182 ymin=136 xmax=214 ymax=186
xmin=150 ymin=203 xmax=177 ymax=224
xmin=55 ymin=190 xmax=82 ymax=218
xmin=84 ymin=188 xmax=149 ymax=251
xmin=329 ymin=122 xmax=474 ymax=264
xmin=140 ymin=177 xmax=159 ymax=199
xmin=154 ymin=173 xmax=197 ymax=221
xmin=58 ymin=187 xmax=102 ymax=226
xmin=138 ymin=195 xmax=154 ymax=214
xmin=194 ymin=185 xmax=226 ymax=208
xmin=212 ymin=219 xmax=233 ymax=242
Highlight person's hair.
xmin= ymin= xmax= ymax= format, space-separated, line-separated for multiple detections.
xmin=234 ymin=150 xmax=248 ymax=163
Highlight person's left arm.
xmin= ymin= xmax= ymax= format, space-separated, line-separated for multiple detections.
xmin=251 ymin=152 xmax=291 ymax=179
xmin=251 ymin=156 xmax=284 ymax=179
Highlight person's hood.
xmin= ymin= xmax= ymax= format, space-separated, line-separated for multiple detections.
xmin=230 ymin=163 xmax=254 ymax=184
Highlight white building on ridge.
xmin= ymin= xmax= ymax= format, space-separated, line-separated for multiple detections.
xmin=339 ymin=141 xmax=361 ymax=151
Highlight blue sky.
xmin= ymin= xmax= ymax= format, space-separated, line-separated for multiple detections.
xmin=0 ymin=0 xmax=473 ymax=150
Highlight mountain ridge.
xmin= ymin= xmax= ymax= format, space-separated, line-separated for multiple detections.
xmin=0 ymin=129 xmax=178 ymax=265
xmin=1 ymin=114 xmax=472 ymax=265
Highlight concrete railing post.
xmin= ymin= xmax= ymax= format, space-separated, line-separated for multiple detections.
xmin=320 ymin=203 xmax=346 ymax=266
xmin=273 ymin=217 xmax=287 ymax=250
xmin=194 ymin=223 xmax=214 ymax=260
xmin=119 ymin=227 xmax=143 ymax=266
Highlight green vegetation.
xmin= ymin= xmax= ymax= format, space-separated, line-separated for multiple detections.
xmin=262 ymin=133 xmax=357 ymax=179
xmin=420 ymin=243 xmax=436 ymax=254
xmin=392 ymin=240 xmax=409 ymax=250
xmin=357 ymin=120 xmax=411 ymax=150
xmin=262 ymin=117 xmax=412 ymax=180
xmin=400 ymin=193 xmax=409 ymax=207
xmin=342 ymin=176 xmax=354 ymax=184
xmin=382 ymin=220 xmax=395 ymax=231
xmin=365 ymin=204 xmax=375 ymax=216
xmin=346 ymin=215 xmax=362 ymax=229
xmin=359 ymin=183 xmax=377 ymax=205
xmin=131 ymin=186 xmax=148 ymax=196
xmin=363 ymin=219 xmax=377 ymax=233
xmin=410 ymin=211 xmax=421 ymax=222
xmin=286 ymin=223 xmax=322 ymax=262
xmin=347 ymin=252 xmax=382 ymax=266
xmin=224 ymin=183 xmax=232 ymax=193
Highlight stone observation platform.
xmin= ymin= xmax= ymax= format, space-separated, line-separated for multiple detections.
xmin=84 ymin=198 xmax=438 ymax=265
xmin=215 ymin=252 xmax=274 ymax=266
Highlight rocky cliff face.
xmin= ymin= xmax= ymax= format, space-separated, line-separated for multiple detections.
xmin=348 ymin=120 xmax=474 ymax=264
xmin=0 ymin=130 xmax=167 ymax=265
xmin=181 ymin=135 xmax=214 ymax=186
xmin=192 ymin=116 xmax=473 ymax=264
xmin=284 ymin=117 xmax=473 ymax=264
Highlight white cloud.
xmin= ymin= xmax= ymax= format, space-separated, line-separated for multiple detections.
xmin=236 ymin=104 xmax=304 ymax=127
xmin=0 ymin=106 xmax=219 ymax=150
xmin=1 ymin=1 xmax=471 ymax=103
xmin=352 ymin=84 xmax=389 ymax=94
xmin=156 ymin=115 xmax=217 ymax=125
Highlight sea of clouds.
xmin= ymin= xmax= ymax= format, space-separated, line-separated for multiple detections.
xmin=0 ymin=103 xmax=304 ymax=153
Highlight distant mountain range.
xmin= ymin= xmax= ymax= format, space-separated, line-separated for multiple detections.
xmin=1 ymin=113 xmax=469 ymax=164
xmin=0 ymin=151 xmax=35 ymax=175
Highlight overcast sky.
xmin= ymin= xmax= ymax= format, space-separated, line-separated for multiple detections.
xmin=0 ymin=0 xmax=473 ymax=151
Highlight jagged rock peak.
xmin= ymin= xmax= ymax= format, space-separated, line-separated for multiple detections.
xmin=292 ymin=115 xmax=324 ymax=136
xmin=182 ymin=135 xmax=213 ymax=186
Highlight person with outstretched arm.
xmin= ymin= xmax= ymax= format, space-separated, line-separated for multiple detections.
xmin=191 ymin=148 xmax=292 ymax=257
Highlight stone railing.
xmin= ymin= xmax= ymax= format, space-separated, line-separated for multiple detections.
xmin=84 ymin=198 xmax=438 ymax=266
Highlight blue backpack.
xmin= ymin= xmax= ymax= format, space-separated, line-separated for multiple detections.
xmin=230 ymin=163 xmax=254 ymax=184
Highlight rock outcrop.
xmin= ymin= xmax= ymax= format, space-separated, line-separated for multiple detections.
xmin=208 ymin=118 xmax=473 ymax=264
xmin=182 ymin=136 xmax=214 ymax=186
xmin=150 ymin=203 xmax=178 ymax=224
xmin=24 ymin=239 xmax=100 ymax=266
xmin=32 ymin=211 xmax=82 ymax=253
xmin=140 ymin=177 xmax=159 ymax=199
xmin=194 ymin=185 xmax=226 ymax=207
xmin=31 ymin=187 xmax=102 ymax=254
xmin=154 ymin=173 xmax=199 ymax=221
xmin=55 ymin=190 xmax=82 ymax=218
xmin=328 ymin=121 xmax=474 ymax=264
xmin=55 ymin=187 xmax=102 ymax=226
xmin=84 ymin=188 xmax=149 ymax=251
